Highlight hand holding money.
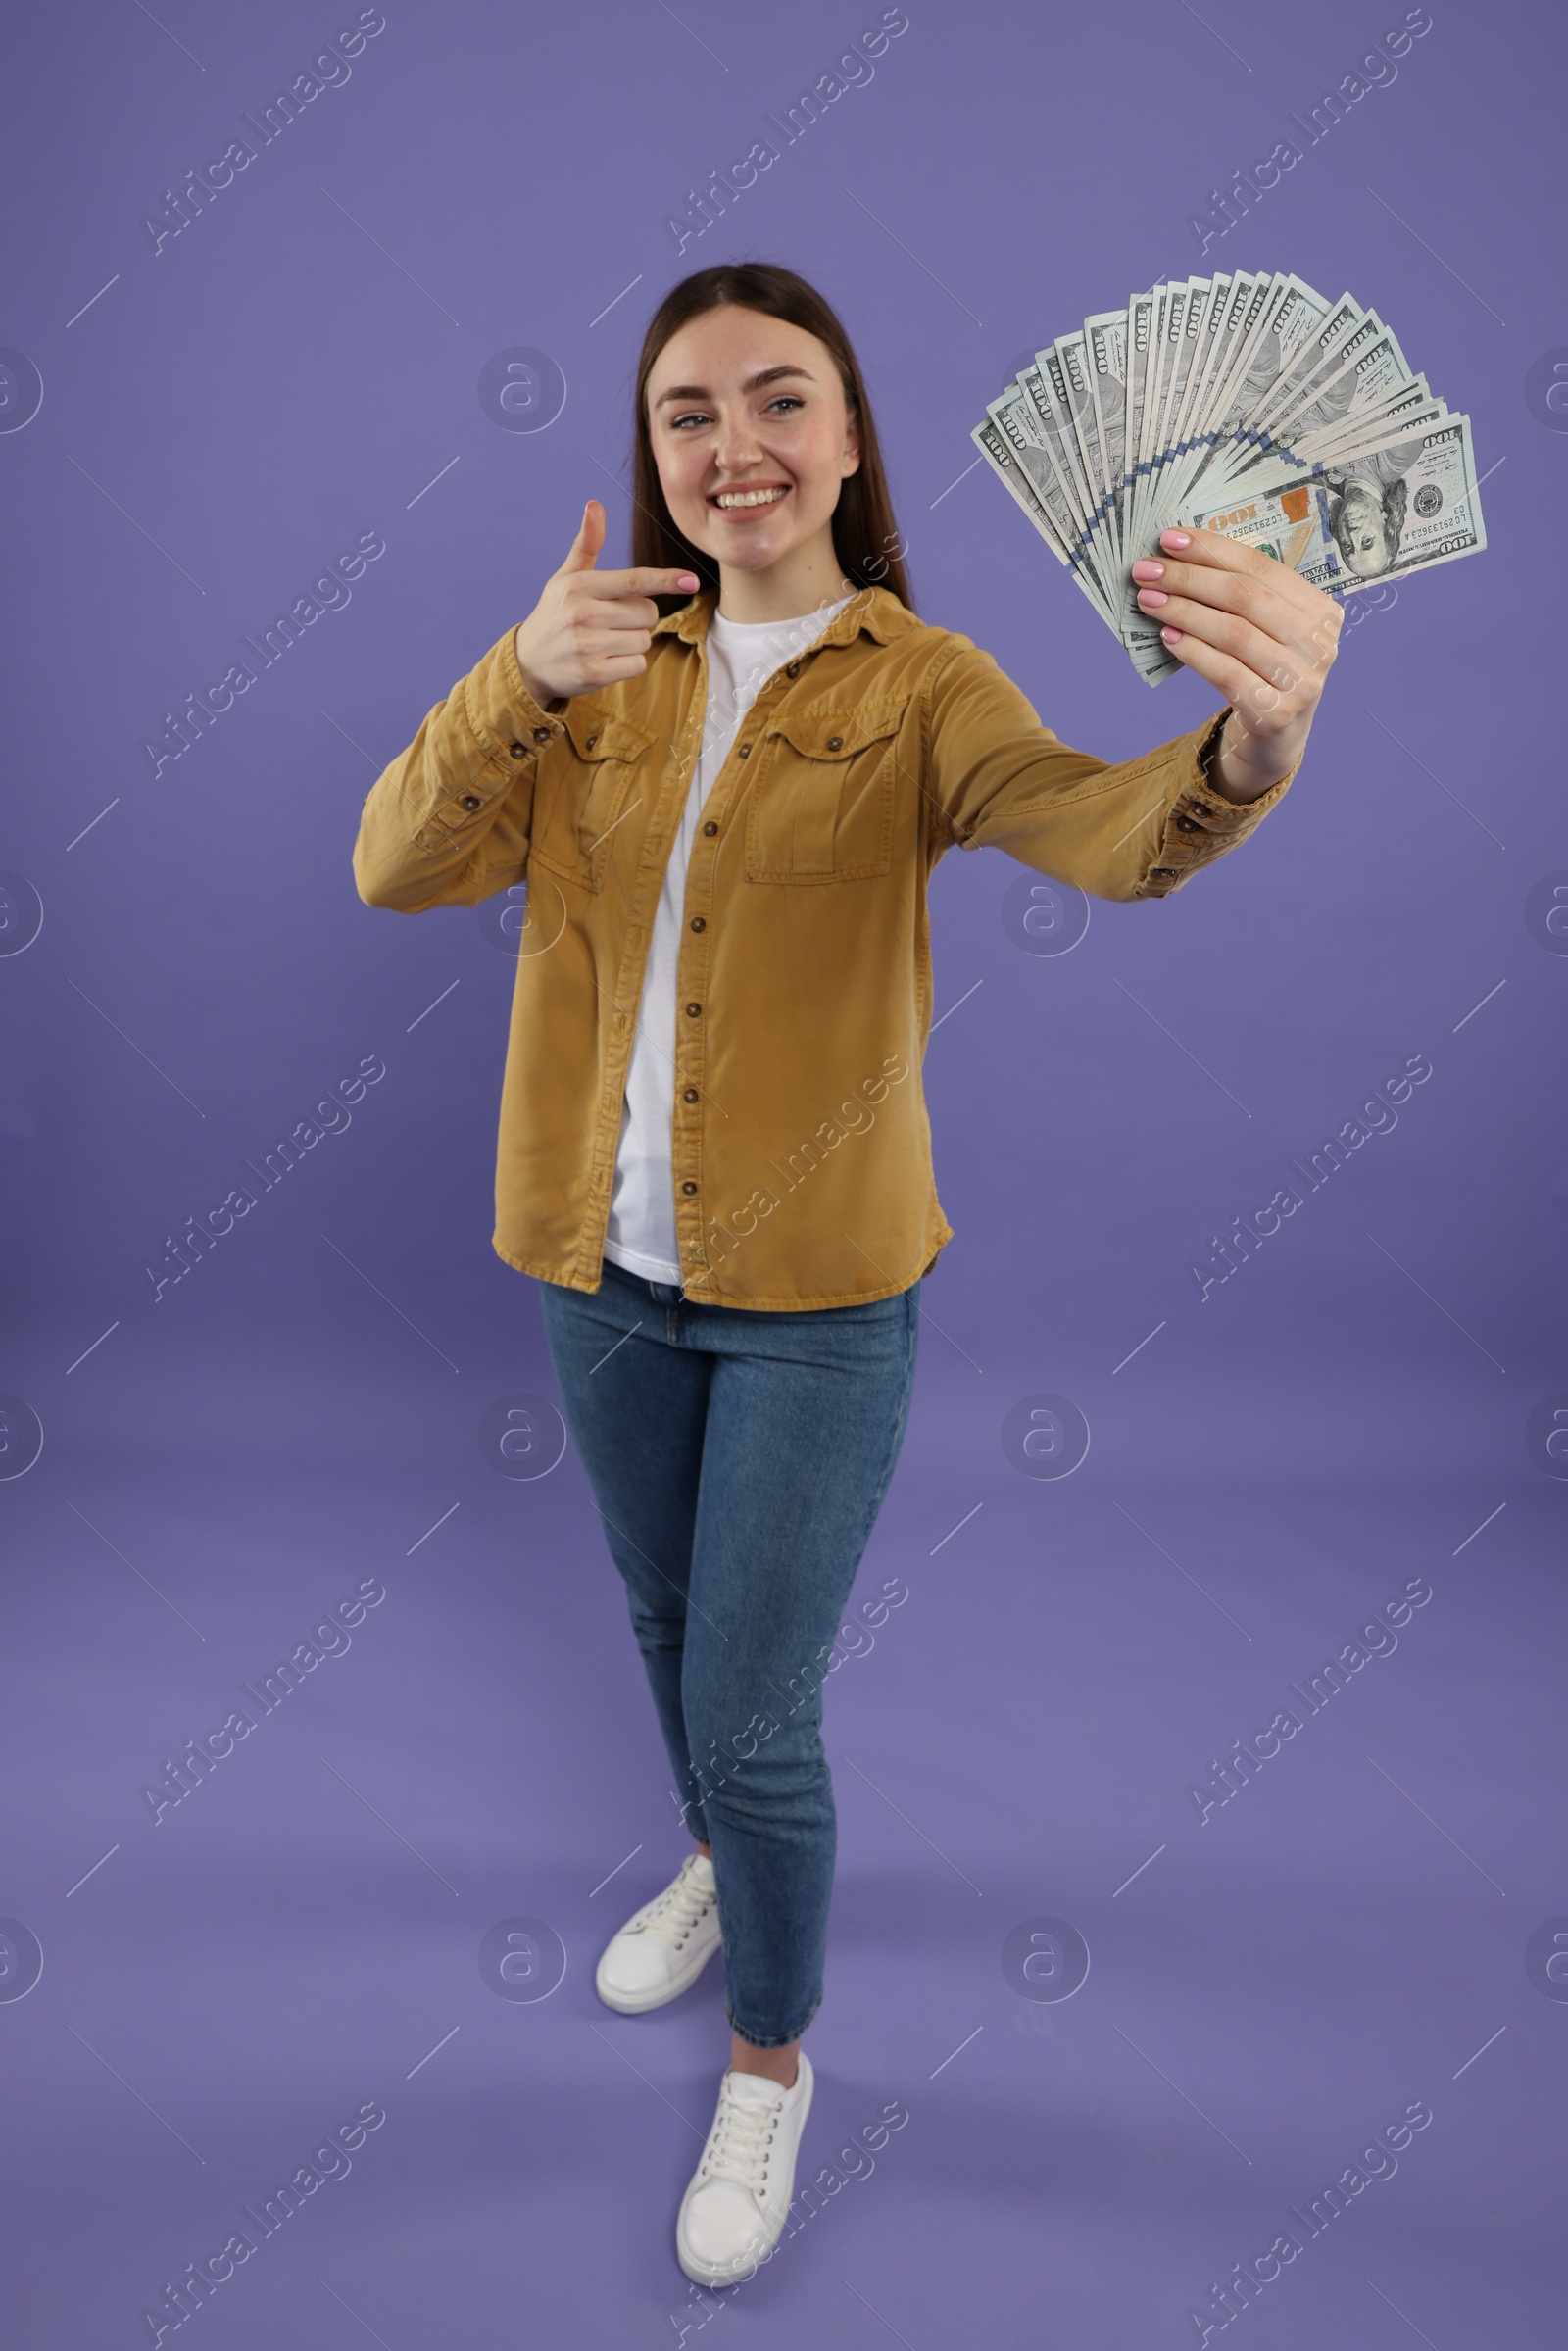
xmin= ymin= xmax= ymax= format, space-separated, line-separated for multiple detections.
xmin=1131 ymin=523 xmax=1343 ymax=798
xmin=973 ymin=271 xmax=1487 ymax=689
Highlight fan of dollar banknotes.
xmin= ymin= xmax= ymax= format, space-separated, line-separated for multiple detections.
xmin=973 ymin=272 xmax=1487 ymax=684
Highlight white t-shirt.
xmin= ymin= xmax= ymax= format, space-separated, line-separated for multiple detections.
xmin=603 ymin=591 xmax=856 ymax=1285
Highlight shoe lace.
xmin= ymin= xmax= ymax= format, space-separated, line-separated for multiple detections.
xmin=701 ymin=2080 xmax=779 ymax=2193
xmin=642 ymin=1861 xmax=714 ymax=1952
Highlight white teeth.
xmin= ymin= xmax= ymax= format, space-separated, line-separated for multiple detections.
xmin=713 ymin=487 xmax=787 ymax=509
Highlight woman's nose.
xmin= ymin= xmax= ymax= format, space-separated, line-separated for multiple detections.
xmin=713 ymin=412 xmax=764 ymax=466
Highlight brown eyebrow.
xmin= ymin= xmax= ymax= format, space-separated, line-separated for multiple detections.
xmin=652 ymin=364 xmax=815 ymax=411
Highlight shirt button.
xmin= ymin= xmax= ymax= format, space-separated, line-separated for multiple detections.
xmin=737 ymin=743 xmax=751 ymax=758
xmin=703 ymin=820 xmax=718 ymax=837
xmin=683 ymin=1087 xmax=699 ymax=1102
xmin=785 ymin=661 xmax=800 ymax=677
xmin=1150 ymin=867 xmax=1176 ymax=878
xmin=685 ymin=1002 xmax=701 ymax=1017
xmin=1174 ymin=814 xmax=1199 ymax=833
xmin=825 ymin=735 xmax=843 ymax=751
xmin=461 ymin=794 xmax=481 ymax=810
xmin=585 ymin=734 xmax=598 ymax=751
xmin=682 ymin=1180 xmax=698 ymax=1195
xmin=532 ymin=725 xmax=552 ymax=743
xmin=508 ymin=741 xmax=527 ymax=759
xmin=690 ymin=916 xmax=706 ymax=932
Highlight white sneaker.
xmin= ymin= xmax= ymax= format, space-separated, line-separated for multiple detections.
xmin=675 ymin=2051 xmax=815 ymax=2285
xmin=595 ymin=1850 xmax=721 ymax=2015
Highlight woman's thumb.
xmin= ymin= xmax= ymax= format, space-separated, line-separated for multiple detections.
xmin=561 ymin=497 xmax=604 ymax=573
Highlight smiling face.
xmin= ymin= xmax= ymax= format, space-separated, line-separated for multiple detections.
xmin=645 ymin=305 xmax=861 ymax=612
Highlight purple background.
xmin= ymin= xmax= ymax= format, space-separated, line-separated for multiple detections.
xmin=2 ymin=1 xmax=1563 ymax=2343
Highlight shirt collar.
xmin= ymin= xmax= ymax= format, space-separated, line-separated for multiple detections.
xmin=652 ymin=582 xmax=912 ymax=649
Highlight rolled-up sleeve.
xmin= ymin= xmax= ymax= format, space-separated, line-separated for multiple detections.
xmin=920 ymin=633 xmax=1298 ymax=900
xmin=352 ymin=626 xmax=568 ymax=913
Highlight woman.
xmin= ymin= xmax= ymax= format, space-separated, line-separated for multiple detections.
xmin=352 ymin=261 xmax=1339 ymax=2287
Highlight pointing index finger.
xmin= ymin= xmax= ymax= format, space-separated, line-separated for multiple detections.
xmin=593 ymin=564 xmax=701 ymax=600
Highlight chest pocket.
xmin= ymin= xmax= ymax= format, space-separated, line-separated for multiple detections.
xmin=745 ymin=700 xmax=909 ymax=883
xmin=528 ymin=704 xmax=655 ymax=892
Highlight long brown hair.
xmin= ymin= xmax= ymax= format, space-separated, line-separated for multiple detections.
xmin=629 ymin=261 xmax=915 ymax=616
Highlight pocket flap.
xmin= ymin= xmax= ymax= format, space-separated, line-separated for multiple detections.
xmin=764 ymin=701 xmax=909 ymax=760
xmin=561 ymin=706 xmax=655 ymax=762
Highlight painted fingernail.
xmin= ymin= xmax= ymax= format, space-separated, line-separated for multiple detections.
xmin=1160 ymin=624 xmax=1183 ymax=643
xmin=1160 ymin=529 xmax=1192 ymax=550
xmin=1130 ymin=559 xmax=1164 ymax=582
xmin=1137 ymin=587 xmax=1168 ymax=608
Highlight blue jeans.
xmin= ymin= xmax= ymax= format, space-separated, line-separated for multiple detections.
xmin=537 ymin=1253 xmax=920 ymax=2046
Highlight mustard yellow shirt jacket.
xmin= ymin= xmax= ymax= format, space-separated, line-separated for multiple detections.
xmin=352 ymin=584 xmax=1297 ymax=1309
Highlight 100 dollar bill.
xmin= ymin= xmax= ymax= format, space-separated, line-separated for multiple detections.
xmin=1181 ymin=416 xmax=1486 ymax=594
